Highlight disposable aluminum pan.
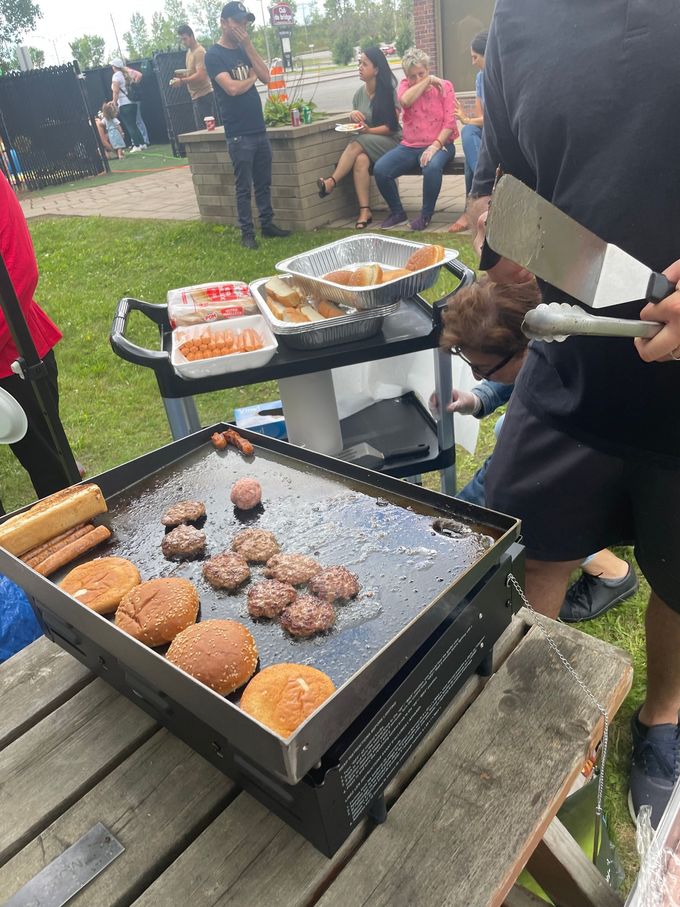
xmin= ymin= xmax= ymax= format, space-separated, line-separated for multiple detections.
xmin=250 ymin=275 xmax=399 ymax=349
xmin=276 ymin=234 xmax=459 ymax=311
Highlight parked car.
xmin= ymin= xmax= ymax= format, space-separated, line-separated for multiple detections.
xmin=380 ymin=43 xmax=397 ymax=56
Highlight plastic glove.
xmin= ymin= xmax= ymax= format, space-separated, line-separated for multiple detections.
xmin=429 ymin=389 xmax=480 ymax=417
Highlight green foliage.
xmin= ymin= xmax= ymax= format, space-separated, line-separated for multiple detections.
xmin=263 ymin=97 xmax=319 ymax=126
xmin=395 ymin=22 xmax=412 ymax=57
xmin=332 ymin=32 xmax=354 ymax=66
xmin=69 ymin=34 xmax=106 ymax=70
xmin=0 ymin=0 xmax=41 ymax=64
xmin=123 ymin=11 xmax=150 ymax=59
xmin=188 ymin=0 xmax=223 ymax=43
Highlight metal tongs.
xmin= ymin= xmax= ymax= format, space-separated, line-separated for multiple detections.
xmin=523 ymin=303 xmax=663 ymax=343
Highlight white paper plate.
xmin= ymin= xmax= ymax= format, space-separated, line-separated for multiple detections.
xmin=0 ymin=387 xmax=28 ymax=444
xmin=335 ymin=123 xmax=362 ymax=133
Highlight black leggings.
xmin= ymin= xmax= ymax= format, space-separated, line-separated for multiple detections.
xmin=118 ymin=103 xmax=145 ymax=147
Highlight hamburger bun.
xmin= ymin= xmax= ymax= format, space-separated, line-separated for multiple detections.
xmin=323 ymin=269 xmax=354 ymax=286
xmin=405 ymin=244 xmax=446 ymax=272
xmin=348 ymin=264 xmax=383 ymax=287
xmin=166 ymin=619 xmax=258 ymax=695
xmin=115 ymin=577 xmax=199 ymax=646
xmin=240 ymin=663 xmax=336 ymax=738
xmin=380 ymin=267 xmax=412 ymax=283
xmin=60 ymin=556 xmax=141 ymax=614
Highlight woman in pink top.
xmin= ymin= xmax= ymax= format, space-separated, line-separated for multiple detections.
xmin=373 ymin=47 xmax=458 ymax=230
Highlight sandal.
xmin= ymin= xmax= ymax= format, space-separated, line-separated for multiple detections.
xmin=355 ymin=206 xmax=373 ymax=229
xmin=317 ymin=176 xmax=336 ymax=198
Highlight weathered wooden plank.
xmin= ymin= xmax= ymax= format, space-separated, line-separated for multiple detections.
xmin=0 ymin=679 xmax=157 ymax=865
xmin=0 ymin=729 xmax=237 ymax=906
xmin=526 ymin=816 xmax=624 ymax=907
xmin=503 ymin=885 xmax=547 ymax=907
xmin=132 ymin=616 xmax=529 ymax=906
xmin=0 ymin=637 xmax=92 ymax=751
xmin=316 ymin=622 xmax=632 ymax=907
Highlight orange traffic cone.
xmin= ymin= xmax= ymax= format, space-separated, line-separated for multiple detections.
xmin=268 ymin=64 xmax=288 ymax=103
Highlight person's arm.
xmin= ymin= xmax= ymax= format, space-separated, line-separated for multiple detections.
xmin=635 ymin=260 xmax=680 ymax=362
xmin=230 ymin=23 xmax=269 ymax=83
xmin=399 ymin=74 xmax=443 ymax=108
xmin=472 ymin=380 xmax=513 ymax=417
xmin=456 ymin=98 xmax=483 ymax=128
xmin=0 ymin=175 xmax=40 ymax=354
xmin=111 ymin=76 xmax=120 ymax=105
xmin=419 ymin=83 xmax=454 ymax=166
xmin=213 ymin=69 xmax=257 ymax=96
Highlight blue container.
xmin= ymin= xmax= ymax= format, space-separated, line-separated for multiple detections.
xmin=234 ymin=400 xmax=287 ymax=440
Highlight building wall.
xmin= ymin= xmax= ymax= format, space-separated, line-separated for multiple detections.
xmin=413 ymin=0 xmax=440 ymax=73
xmin=415 ymin=0 xmax=494 ymax=91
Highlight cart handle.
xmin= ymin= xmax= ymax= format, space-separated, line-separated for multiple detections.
xmin=110 ymin=297 xmax=170 ymax=367
xmin=432 ymin=259 xmax=476 ymax=326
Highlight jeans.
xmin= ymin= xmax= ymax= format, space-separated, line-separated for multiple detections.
xmin=373 ymin=142 xmax=456 ymax=218
xmin=193 ymin=93 xmax=216 ymax=130
xmin=118 ymin=103 xmax=145 ymax=148
xmin=227 ymin=132 xmax=275 ymax=236
xmin=461 ymin=124 xmax=482 ymax=196
xmin=456 ymin=413 xmax=505 ymax=507
xmin=135 ymin=107 xmax=149 ymax=145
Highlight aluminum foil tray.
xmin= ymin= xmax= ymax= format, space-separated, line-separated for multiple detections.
xmin=250 ymin=276 xmax=399 ymax=349
xmin=276 ymin=234 xmax=459 ymax=311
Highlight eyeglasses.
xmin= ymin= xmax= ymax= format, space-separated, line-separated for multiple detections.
xmin=451 ymin=347 xmax=519 ymax=381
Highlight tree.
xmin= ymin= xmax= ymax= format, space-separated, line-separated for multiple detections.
xmin=4 ymin=44 xmax=44 ymax=70
xmin=0 ymin=0 xmax=41 ymax=64
xmin=188 ymin=0 xmax=222 ymax=43
xmin=164 ymin=0 xmax=189 ymax=30
xmin=69 ymin=34 xmax=106 ymax=69
xmin=123 ymin=11 xmax=150 ymax=59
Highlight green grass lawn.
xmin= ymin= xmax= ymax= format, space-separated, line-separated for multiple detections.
xmin=1 ymin=216 xmax=644 ymax=891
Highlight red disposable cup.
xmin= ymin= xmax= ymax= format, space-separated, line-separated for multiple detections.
xmin=204 ymin=116 xmax=216 ymax=131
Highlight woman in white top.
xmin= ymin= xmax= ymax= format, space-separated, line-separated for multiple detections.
xmin=111 ymin=58 xmax=146 ymax=152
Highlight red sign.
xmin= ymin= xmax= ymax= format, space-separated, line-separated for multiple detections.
xmin=269 ymin=3 xmax=294 ymax=26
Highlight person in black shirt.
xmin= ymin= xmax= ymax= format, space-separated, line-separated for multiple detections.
xmin=205 ymin=2 xmax=290 ymax=249
xmin=470 ymin=0 xmax=680 ymax=828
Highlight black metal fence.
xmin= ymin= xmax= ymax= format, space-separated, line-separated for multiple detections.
xmin=0 ymin=64 xmax=106 ymax=191
xmin=82 ymin=59 xmax=170 ymax=147
xmin=153 ymin=51 xmax=197 ymax=157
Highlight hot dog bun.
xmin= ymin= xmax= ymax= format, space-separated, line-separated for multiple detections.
xmin=323 ymin=269 xmax=354 ymax=285
xmin=264 ymin=276 xmax=303 ymax=308
xmin=348 ymin=264 xmax=383 ymax=287
xmin=405 ymin=244 xmax=446 ymax=272
xmin=0 ymin=484 xmax=108 ymax=557
xmin=317 ymin=300 xmax=345 ymax=318
xmin=380 ymin=267 xmax=412 ymax=283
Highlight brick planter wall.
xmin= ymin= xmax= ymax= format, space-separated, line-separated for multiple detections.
xmin=180 ymin=116 xmax=380 ymax=232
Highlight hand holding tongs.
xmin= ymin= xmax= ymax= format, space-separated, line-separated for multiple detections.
xmin=522 ymin=303 xmax=664 ymax=343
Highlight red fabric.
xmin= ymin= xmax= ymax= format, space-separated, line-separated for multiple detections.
xmin=0 ymin=174 xmax=61 ymax=378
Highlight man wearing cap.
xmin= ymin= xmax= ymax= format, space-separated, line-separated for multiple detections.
xmin=205 ymin=2 xmax=290 ymax=249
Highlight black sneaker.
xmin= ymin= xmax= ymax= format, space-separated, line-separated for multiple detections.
xmin=629 ymin=708 xmax=680 ymax=828
xmin=261 ymin=223 xmax=291 ymax=238
xmin=559 ymin=562 xmax=638 ymax=623
xmin=241 ymin=233 xmax=258 ymax=249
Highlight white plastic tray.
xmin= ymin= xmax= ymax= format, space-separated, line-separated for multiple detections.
xmin=170 ymin=314 xmax=278 ymax=379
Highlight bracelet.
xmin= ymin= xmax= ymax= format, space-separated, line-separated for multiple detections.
xmin=433 ymin=139 xmax=443 ymax=149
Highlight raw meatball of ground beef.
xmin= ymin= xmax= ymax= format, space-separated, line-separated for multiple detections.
xmin=280 ymin=595 xmax=335 ymax=638
xmin=232 ymin=528 xmax=279 ymax=563
xmin=247 ymin=580 xmax=297 ymax=619
xmin=161 ymin=524 xmax=206 ymax=560
xmin=264 ymin=553 xmax=321 ymax=586
xmin=202 ymin=552 xmax=250 ymax=590
xmin=308 ymin=566 xmax=360 ymax=603
xmin=230 ymin=477 xmax=262 ymax=510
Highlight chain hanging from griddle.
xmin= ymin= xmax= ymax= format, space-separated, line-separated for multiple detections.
xmin=506 ymin=573 xmax=609 ymax=865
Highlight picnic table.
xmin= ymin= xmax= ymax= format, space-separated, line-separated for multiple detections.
xmin=0 ymin=608 xmax=632 ymax=907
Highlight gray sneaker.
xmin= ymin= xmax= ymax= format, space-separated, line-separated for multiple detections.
xmin=629 ymin=708 xmax=680 ymax=828
xmin=559 ymin=562 xmax=638 ymax=623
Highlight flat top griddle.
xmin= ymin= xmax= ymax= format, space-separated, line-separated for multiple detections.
xmin=99 ymin=442 xmax=495 ymax=691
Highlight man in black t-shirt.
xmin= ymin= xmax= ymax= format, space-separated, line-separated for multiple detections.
xmin=205 ymin=2 xmax=290 ymax=248
xmin=470 ymin=0 xmax=680 ymax=828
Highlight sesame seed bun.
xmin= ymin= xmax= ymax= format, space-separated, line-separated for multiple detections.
xmin=240 ymin=663 xmax=335 ymax=738
xmin=60 ymin=556 xmax=141 ymax=614
xmin=115 ymin=577 xmax=199 ymax=646
xmin=166 ymin=619 xmax=258 ymax=695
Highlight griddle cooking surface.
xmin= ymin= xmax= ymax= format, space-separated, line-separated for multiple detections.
xmin=97 ymin=444 xmax=494 ymax=690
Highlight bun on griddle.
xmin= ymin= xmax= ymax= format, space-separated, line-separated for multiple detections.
xmin=166 ymin=619 xmax=258 ymax=695
xmin=405 ymin=244 xmax=446 ymax=272
xmin=240 ymin=663 xmax=335 ymax=737
xmin=60 ymin=556 xmax=141 ymax=614
xmin=115 ymin=577 xmax=198 ymax=646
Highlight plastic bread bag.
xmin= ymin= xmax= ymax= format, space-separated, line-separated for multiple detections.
xmin=626 ymin=786 xmax=680 ymax=906
xmin=167 ymin=282 xmax=258 ymax=327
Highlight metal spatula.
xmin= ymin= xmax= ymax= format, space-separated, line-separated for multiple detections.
xmin=486 ymin=175 xmax=675 ymax=309
xmin=337 ymin=442 xmax=429 ymax=469
xmin=523 ymin=303 xmax=663 ymax=342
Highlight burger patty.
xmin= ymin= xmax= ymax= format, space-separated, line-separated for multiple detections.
xmin=247 ymin=580 xmax=297 ymax=619
xmin=308 ymin=566 xmax=360 ymax=603
xmin=202 ymin=551 xmax=251 ymax=590
xmin=161 ymin=524 xmax=206 ymax=560
xmin=232 ymin=528 xmax=280 ymax=563
xmin=280 ymin=595 xmax=335 ymax=638
xmin=161 ymin=500 xmax=206 ymax=527
xmin=265 ymin=553 xmax=321 ymax=586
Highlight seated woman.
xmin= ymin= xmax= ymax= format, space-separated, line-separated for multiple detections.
xmin=317 ymin=46 xmax=400 ymax=229
xmin=449 ymin=30 xmax=487 ymax=233
xmin=434 ymin=277 xmax=639 ymax=622
xmin=373 ymin=47 xmax=458 ymax=231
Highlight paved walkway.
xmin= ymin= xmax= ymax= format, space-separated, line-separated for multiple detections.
xmin=19 ymin=164 xmax=468 ymax=234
